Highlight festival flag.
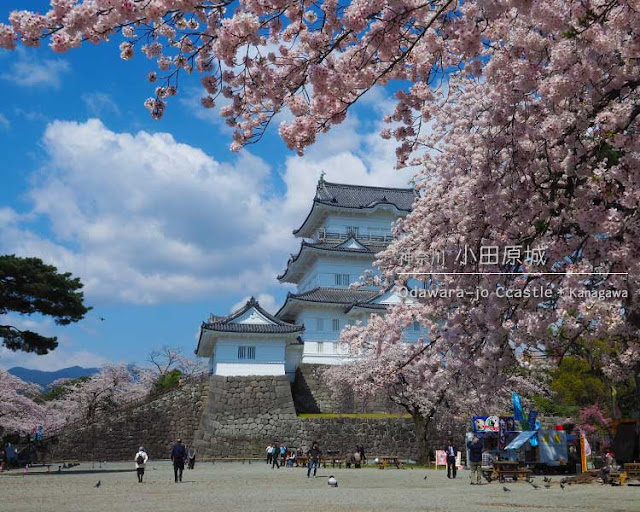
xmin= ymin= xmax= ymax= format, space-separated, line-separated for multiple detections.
xmin=512 ymin=392 xmax=524 ymax=422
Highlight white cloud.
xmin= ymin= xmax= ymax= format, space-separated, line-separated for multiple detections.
xmin=0 ymin=119 xmax=291 ymax=304
xmin=0 ymin=109 xmax=416 ymax=306
xmin=82 ymin=92 xmax=121 ymax=117
xmin=1 ymin=48 xmax=70 ymax=89
xmin=0 ymin=113 xmax=9 ymax=130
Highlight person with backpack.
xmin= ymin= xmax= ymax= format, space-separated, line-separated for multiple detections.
xmin=171 ymin=438 xmax=187 ymax=483
xmin=134 ymin=447 xmax=148 ymax=483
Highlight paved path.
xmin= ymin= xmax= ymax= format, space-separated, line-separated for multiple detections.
xmin=1 ymin=462 xmax=638 ymax=512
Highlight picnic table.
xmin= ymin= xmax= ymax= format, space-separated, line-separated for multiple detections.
xmin=375 ymin=456 xmax=402 ymax=469
xmin=493 ymin=461 xmax=532 ymax=482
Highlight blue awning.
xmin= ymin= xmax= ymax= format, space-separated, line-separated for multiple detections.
xmin=504 ymin=431 xmax=537 ymax=450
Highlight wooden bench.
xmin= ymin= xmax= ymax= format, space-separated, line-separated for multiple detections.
xmin=493 ymin=461 xmax=531 ymax=482
xmin=624 ymin=463 xmax=640 ymax=479
xmin=608 ymin=471 xmax=627 ymax=486
xmin=497 ymin=467 xmax=532 ymax=482
xmin=375 ymin=456 xmax=402 ymax=469
xmin=321 ymin=456 xmax=343 ymax=469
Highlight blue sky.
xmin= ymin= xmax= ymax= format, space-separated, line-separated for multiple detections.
xmin=0 ymin=2 xmax=418 ymax=371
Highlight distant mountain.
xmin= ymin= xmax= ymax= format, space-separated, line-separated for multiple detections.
xmin=7 ymin=366 xmax=100 ymax=388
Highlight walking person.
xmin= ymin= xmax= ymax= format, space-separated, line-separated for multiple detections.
xmin=357 ymin=445 xmax=366 ymax=465
xmin=187 ymin=445 xmax=196 ymax=470
xmin=279 ymin=443 xmax=287 ymax=467
xmin=444 ymin=440 xmax=457 ymax=479
xmin=467 ymin=435 xmax=484 ymax=485
xmin=306 ymin=441 xmax=321 ymax=478
xmin=171 ymin=438 xmax=187 ymax=483
xmin=271 ymin=442 xmax=280 ymax=469
xmin=134 ymin=446 xmax=148 ymax=483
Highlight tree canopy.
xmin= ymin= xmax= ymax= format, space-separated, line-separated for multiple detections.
xmin=0 ymin=255 xmax=91 ymax=354
xmin=1 ymin=0 xmax=638 ymax=438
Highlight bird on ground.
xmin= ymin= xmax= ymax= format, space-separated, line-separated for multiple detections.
xmin=529 ymin=482 xmax=540 ymax=489
xmin=503 ymin=486 xmax=511 ymax=492
xmin=94 ymin=480 xmax=101 ymax=488
xmin=423 ymin=475 xmax=428 ymax=480
xmin=543 ymin=476 xmax=550 ymax=483
xmin=560 ymin=484 xmax=565 ymax=490
xmin=328 ymin=476 xmax=338 ymax=487
xmin=544 ymin=484 xmax=551 ymax=489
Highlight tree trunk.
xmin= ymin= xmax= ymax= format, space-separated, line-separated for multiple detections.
xmin=413 ymin=413 xmax=431 ymax=465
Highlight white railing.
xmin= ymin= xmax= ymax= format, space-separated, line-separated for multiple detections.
xmin=316 ymin=230 xmax=393 ymax=243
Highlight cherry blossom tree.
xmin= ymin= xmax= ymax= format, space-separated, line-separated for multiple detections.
xmin=0 ymin=371 xmax=45 ymax=435
xmin=147 ymin=345 xmax=207 ymax=394
xmin=148 ymin=345 xmax=206 ymax=379
xmin=2 ymin=0 xmax=638 ymax=443
xmin=326 ymin=317 xmax=543 ymax=463
xmin=46 ymin=365 xmax=152 ymax=426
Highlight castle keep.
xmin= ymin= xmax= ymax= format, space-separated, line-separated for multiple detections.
xmin=196 ymin=178 xmax=421 ymax=378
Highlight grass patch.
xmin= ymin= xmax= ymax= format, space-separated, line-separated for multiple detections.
xmin=298 ymin=413 xmax=411 ymax=419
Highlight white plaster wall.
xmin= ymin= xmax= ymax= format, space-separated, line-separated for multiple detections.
xmin=213 ymin=362 xmax=285 ymax=376
xmin=319 ymin=210 xmax=399 ymax=235
xmin=297 ymin=257 xmax=377 ymax=292
xmin=296 ymin=306 xmax=351 ymax=342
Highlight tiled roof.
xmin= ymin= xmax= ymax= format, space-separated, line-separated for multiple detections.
xmin=285 ymin=287 xmax=380 ymax=304
xmin=293 ymin=180 xmax=418 ymax=236
xmin=316 ymin=181 xmax=417 ymax=211
xmin=201 ymin=322 xmax=303 ymax=334
xmin=203 ymin=297 xmax=303 ymax=334
xmin=277 ymin=239 xmax=378 ymax=282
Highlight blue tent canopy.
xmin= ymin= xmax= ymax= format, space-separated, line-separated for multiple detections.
xmin=504 ymin=431 xmax=537 ymax=450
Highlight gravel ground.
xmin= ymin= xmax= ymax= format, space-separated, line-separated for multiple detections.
xmin=1 ymin=462 xmax=638 ymax=512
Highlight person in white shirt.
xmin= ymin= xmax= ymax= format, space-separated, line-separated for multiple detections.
xmin=134 ymin=447 xmax=149 ymax=483
xmin=444 ymin=440 xmax=457 ymax=479
xmin=266 ymin=444 xmax=273 ymax=465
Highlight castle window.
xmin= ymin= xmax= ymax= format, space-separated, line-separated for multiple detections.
xmin=332 ymin=318 xmax=340 ymax=331
xmin=238 ymin=346 xmax=255 ymax=360
xmin=316 ymin=318 xmax=325 ymax=331
xmin=335 ymin=273 xmax=350 ymax=286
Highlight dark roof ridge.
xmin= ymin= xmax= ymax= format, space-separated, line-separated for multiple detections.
xmin=210 ymin=296 xmax=294 ymax=327
xmin=320 ymin=180 xmax=416 ymax=192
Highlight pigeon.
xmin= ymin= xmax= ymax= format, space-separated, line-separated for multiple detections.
xmin=328 ymin=476 xmax=338 ymax=487
xmin=94 ymin=480 xmax=101 ymax=488
xmin=543 ymin=476 xmax=550 ymax=483
xmin=503 ymin=486 xmax=511 ymax=492
xmin=544 ymin=484 xmax=551 ymax=489
xmin=529 ymin=482 xmax=540 ymax=489
xmin=423 ymin=475 xmax=428 ymax=480
xmin=560 ymin=484 xmax=565 ymax=490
